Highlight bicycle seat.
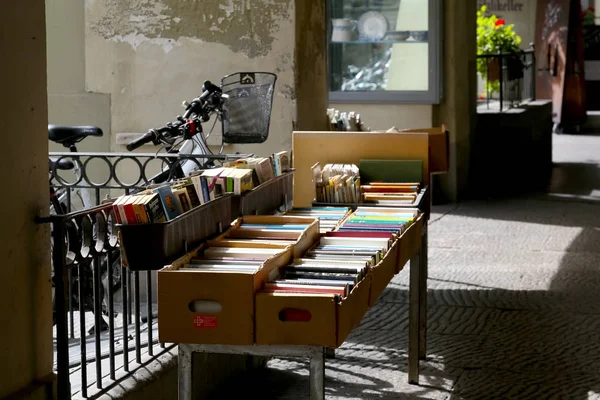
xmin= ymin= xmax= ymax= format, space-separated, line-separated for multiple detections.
xmin=48 ymin=124 xmax=103 ymax=147
xmin=49 ymin=158 xmax=74 ymax=171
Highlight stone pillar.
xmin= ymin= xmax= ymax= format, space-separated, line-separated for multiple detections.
xmin=0 ymin=0 xmax=53 ymax=399
xmin=294 ymin=0 xmax=329 ymax=131
xmin=433 ymin=0 xmax=478 ymax=202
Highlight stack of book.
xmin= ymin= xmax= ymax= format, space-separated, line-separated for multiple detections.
xmin=222 ymin=151 xmax=290 ymax=181
xmin=178 ymin=217 xmax=312 ymax=272
xmin=337 ymin=207 xmax=419 ymax=235
xmin=261 ymin=235 xmax=391 ymax=300
xmin=227 ymin=221 xmax=311 ymax=241
xmin=312 ymin=163 xmax=360 ymax=204
xmin=113 ymin=171 xmax=221 ymax=224
xmin=180 ymin=247 xmax=284 ymax=273
xmin=327 ymin=108 xmax=368 ymax=132
xmin=284 ymin=207 xmax=350 ymax=233
xmin=113 ymin=149 xmax=293 ymax=225
xmin=360 ymin=182 xmax=421 ymax=206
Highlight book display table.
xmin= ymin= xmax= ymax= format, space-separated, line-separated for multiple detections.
xmin=176 ymin=234 xmax=425 ymax=400
xmin=171 ymin=129 xmax=446 ymax=399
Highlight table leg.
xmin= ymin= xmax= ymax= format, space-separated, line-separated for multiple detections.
xmin=325 ymin=347 xmax=336 ymax=359
xmin=309 ymin=347 xmax=325 ymax=400
xmin=419 ymin=225 xmax=428 ymax=360
xmin=408 ymin=249 xmax=421 ymax=385
xmin=178 ymin=344 xmax=193 ymax=400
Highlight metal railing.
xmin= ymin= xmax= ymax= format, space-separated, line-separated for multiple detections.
xmin=584 ymin=25 xmax=600 ymax=61
xmin=478 ymin=48 xmax=536 ymax=111
xmin=40 ymin=152 xmax=250 ymax=399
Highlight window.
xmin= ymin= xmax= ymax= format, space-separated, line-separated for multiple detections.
xmin=328 ymin=0 xmax=442 ymax=103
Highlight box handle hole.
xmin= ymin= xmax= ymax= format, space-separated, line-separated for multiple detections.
xmin=188 ymin=300 xmax=222 ymax=313
xmin=278 ymin=308 xmax=312 ymax=322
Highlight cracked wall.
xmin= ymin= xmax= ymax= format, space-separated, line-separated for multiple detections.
xmin=86 ymin=0 xmax=296 ymax=155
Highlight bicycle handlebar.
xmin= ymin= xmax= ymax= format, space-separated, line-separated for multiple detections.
xmin=126 ymin=80 xmax=223 ymax=151
xmin=126 ymin=130 xmax=157 ymax=151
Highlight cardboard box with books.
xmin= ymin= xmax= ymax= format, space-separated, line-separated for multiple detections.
xmin=396 ymin=212 xmax=425 ymax=272
xmin=158 ymin=244 xmax=293 ymax=345
xmin=284 ymin=206 xmax=352 ymax=233
xmin=224 ymin=215 xmax=320 ymax=258
xmin=328 ymin=206 xmax=422 ymax=303
xmin=256 ymin=216 xmax=405 ymax=347
xmin=255 ymin=271 xmax=372 ymax=348
xmin=157 ymin=215 xmax=319 ymax=345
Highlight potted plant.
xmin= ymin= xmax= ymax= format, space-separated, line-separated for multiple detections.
xmin=477 ymin=6 xmax=523 ymax=95
xmin=582 ymin=6 xmax=595 ymax=26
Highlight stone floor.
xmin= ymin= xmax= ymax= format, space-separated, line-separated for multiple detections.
xmin=214 ymin=131 xmax=600 ymax=399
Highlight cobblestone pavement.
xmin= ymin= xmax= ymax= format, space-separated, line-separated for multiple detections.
xmin=217 ymin=133 xmax=600 ymax=399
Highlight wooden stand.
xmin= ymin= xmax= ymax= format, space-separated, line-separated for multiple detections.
xmin=175 ymin=129 xmax=443 ymax=397
xmin=177 ymin=229 xmax=428 ymax=399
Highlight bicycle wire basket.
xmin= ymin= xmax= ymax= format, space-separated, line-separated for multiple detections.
xmin=220 ymin=72 xmax=277 ymax=144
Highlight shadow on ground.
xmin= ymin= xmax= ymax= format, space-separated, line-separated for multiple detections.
xmin=208 ymin=192 xmax=600 ymax=399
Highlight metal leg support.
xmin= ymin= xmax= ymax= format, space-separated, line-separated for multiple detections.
xmin=178 ymin=345 xmax=193 ymax=400
xmin=419 ymin=224 xmax=428 ymax=360
xmin=177 ymin=344 xmax=325 ymax=399
xmin=309 ymin=347 xmax=326 ymax=400
xmin=408 ymin=248 xmax=421 ymax=385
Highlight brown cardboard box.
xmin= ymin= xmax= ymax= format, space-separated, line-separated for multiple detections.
xmin=227 ymin=215 xmax=321 ymax=258
xmin=368 ymin=239 xmax=400 ymax=307
xmin=291 ymin=131 xmax=430 ymax=208
xmin=398 ymin=126 xmax=449 ymax=174
xmin=255 ymin=272 xmax=372 ymax=347
xmin=397 ymin=214 xmax=425 ymax=273
xmin=157 ymin=245 xmax=292 ymax=345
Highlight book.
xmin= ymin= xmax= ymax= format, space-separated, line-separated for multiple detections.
xmin=272 ymin=151 xmax=290 ymax=176
xmin=318 ymin=236 xmax=390 ymax=251
xmin=173 ymin=181 xmax=201 ymax=208
xmin=173 ymin=187 xmax=192 ymax=213
xmin=152 ymin=185 xmax=180 ymax=221
xmin=232 ymin=168 xmax=254 ymax=195
xmin=254 ymin=157 xmax=275 ymax=183
xmin=359 ymin=159 xmax=422 ymax=184
xmin=263 ymin=282 xmax=347 ymax=296
xmin=202 ymin=247 xmax=283 ymax=259
xmin=139 ymin=193 xmax=167 ymax=223
xmin=274 ymin=278 xmax=354 ymax=290
xmin=326 ymin=231 xmax=396 ymax=240
xmin=190 ymin=258 xmax=264 ymax=266
xmin=282 ymin=270 xmax=359 ymax=282
xmin=181 ymin=264 xmax=260 ymax=272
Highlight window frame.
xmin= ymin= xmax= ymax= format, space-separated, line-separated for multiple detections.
xmin=327 ymin=0 xmax=443 ymax=104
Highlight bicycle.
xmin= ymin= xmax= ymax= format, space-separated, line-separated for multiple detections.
xmin=125 ymin=73 xmax=278 ymax=177
xmin=49 ymin=71 xmax=277 ymax=332
xmin=48 ymin=125 xmax=121 ymax=332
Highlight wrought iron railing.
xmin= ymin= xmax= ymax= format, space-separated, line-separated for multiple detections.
xmin=478 ymin=48 xmax=536 ymax=111
xmin=40 ymin=152 xmax=250 ymax=399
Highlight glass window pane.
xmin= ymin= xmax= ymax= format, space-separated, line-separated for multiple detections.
xmin=328 ymin=0 xmax=430 ymax=92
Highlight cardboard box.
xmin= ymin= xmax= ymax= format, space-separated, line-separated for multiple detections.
xmin=157 ymin=245 xmax=292 ymax=345
xmin=398 ymin=126 xmax=449 ymax=174
xmin=397 ymin=214 xmax=425 ymax=273
xmin=227 ymin=215 xmax=321 ymax=259
xmin=368 ymin=238 xmax=400 ymax=307
xmin=255 ymin=272 xmax=372 ymax=347
xmin=291 ymin=131 xmax=430 ymax=208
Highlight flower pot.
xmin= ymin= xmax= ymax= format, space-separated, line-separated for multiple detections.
xmin=487 ymin=59 xmax=500 ymax=82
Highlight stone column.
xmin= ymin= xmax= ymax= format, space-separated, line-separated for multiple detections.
xmin=433 ymin=0 xmax=478 ymax=202
xmin=0 ymin=0 xmax=54 ymax=398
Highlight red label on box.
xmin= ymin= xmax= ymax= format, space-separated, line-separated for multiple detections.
xmin=193 ymin=315 xmax=217 ymax=328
